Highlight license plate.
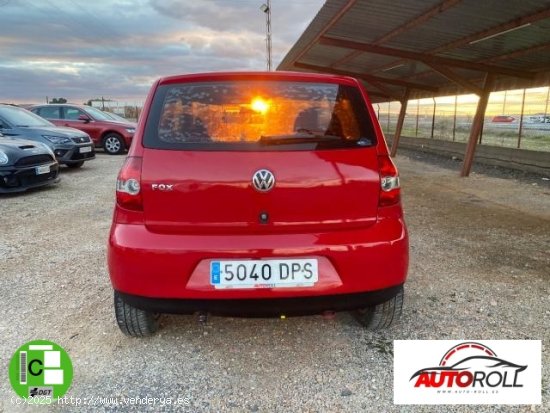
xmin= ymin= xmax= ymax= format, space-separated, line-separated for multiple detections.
xmin=210 ymin=259 xmax=318 ymax=289
xmin=79 ymin=146 xmax=92 ymax=153
xmin=35 ymin=164 xmax=50 ymax=175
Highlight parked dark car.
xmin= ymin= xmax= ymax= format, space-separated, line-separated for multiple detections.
xmin=31 ymin=104 xmax=136 ymax=155
xmin=0 ymin=105 xmax=95 ymax=168
xmin=0 ymin=134 xmax=60 ymax=193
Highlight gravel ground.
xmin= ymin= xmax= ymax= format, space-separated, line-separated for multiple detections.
xmin=0 ymin=152 xmax=548 ymax=413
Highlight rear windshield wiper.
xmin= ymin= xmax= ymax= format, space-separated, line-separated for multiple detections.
xmin=295 ymin=128 xmax=374 ymax=146
xmin=259 ymin=132 xmax=375 ymax=147
xmin=294 ymin=128 xmax=343 ymax=140
xmin=259 ymin=132 xmax=343 ymax=145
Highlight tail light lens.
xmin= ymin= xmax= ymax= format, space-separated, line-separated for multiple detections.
xmin=116 ymin=156 xmax=143 ymax=211
xmin=378 ymin=155 xmax=400 ymax=207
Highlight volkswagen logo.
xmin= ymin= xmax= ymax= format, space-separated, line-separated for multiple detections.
xmin=252 ymin=169 xmax=275 ymax=192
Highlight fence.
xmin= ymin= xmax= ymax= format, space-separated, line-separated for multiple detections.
xmin=89 ymin=100 xmax=144 ymax=121
xmin=376 ymin=86 xmax=550 ymax=153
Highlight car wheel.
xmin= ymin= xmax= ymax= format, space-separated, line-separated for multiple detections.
xmin=352 ymin=287 xmax=404 ymax=330
xmin=103 ymin=133 xmax=125 ymax=155
xmin=66 ymin=161 xmax=84 ymax=169
xmin=114 ymin=291 xmax=159 ymax=337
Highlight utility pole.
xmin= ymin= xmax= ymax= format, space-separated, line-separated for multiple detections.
xmin=260 ymin=0 xmax=272 ymax=71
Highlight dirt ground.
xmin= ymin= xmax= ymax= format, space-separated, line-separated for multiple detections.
xmin=0 ymin=152 xmax=548 ymax=412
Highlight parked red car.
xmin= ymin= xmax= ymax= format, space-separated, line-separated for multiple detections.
xmin=108 ymin=71 xmax=409 ymax=336
xmin=491 ymin=115 xmax=515 ymax=123
xmin=31 ymin=104 xmax=136 ymax=154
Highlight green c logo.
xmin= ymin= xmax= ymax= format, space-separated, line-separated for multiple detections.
xmin=29 ymin=359 xmax=43 ymax=376
xmin=9 ymin=339 xmax=73 ymax=403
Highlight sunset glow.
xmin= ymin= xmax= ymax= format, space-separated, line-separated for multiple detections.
xmin=251 ymin=97 xmax=270 ymax=114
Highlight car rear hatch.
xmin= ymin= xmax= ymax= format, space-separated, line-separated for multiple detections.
xmin=140 ymin=148 xmax=380 ymax=234
xmin=135 ymin=77 xmax=385 ymax=234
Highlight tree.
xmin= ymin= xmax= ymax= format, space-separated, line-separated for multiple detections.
xmin=50 ymin=98 xmax=67 ymax=103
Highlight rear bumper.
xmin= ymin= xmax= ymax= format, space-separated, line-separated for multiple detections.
xmin=108 ymin=215 xmax=409 ymax=300
xmin=117 ymin=285 xmax=404 ymax=316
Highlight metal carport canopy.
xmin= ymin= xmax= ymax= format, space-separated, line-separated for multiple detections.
xmin=277 ymin=0 xmax=550 ymax=176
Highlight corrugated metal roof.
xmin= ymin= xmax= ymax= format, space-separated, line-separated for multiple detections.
xmin=278 ymin=0 xmax=550 ymax=102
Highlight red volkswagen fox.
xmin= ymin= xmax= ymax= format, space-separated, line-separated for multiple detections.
xmin=108 ymin=72 xmax=408 ymax=336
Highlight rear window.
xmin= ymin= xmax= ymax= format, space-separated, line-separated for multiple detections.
xmin=144 ymin=80 xmax=377 ymax=151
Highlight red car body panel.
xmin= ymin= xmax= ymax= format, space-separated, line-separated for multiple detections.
xmin=109 ymin=214 xmax=408 ymax=299
xmin=108 ymin=71 xmax=408 ymax=313
xmin=140 ymin=148 xmax=380 ymax=234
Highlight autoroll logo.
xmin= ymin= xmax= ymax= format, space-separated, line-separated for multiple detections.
xmin=394 ymin=340 xmax=541 ymax=405
xmin=411 ymin=342 xmax=526 ymax=390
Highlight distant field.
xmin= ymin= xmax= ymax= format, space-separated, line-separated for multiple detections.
xmin=380 ymin=117 xmax=550 ymax=152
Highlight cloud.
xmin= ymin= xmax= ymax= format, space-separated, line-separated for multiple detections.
xmin=0 ymin=0 xmax=324 ymax=103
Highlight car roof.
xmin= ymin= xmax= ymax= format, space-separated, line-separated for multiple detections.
xmin=33 ymin=103 xmax=84 ymax=108
xmin=158 ymin=71 xmax=360 ymax=87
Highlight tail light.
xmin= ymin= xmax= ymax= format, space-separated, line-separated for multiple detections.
xmin=378 ymin=155 xmax=400 ymax=207
xmin=116 ymin=156 xmax=143 ymax=211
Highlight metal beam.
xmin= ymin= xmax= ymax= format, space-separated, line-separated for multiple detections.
xmin=425 ymin=63 xmax=483 ymax=95
xmin=373 ymin=0 xmax=463 ymax=45
xmin=332 ymin=0 xmax=463 ymax=69
xmin=484 ymin=41 xmax=550 ymax=63
xmin=406 ymin=41 xmax=550 ymax=82
xmin=330 ymin=50 xmax=362 ymax=68
xmin=319 ymin=36 xmax=534 ymax=79
xmin=294 ymin=62 xmax=439 ymax=92
xmin=374 ymin=8 xmax=550 ymax=74
xmin=432 ymin=8 xmax=550 ymax=54
xmin=390 ymin=89 xmax=410 ymax=157
xmin=366 ymin=80 xmax=404 ymax=101
xmin=461 ymin=74 xmax=494 ymax=177
xmin=293 ymin=0 xmax=358 ymax=64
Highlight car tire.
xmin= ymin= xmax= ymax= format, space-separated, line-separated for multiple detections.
xmin=66 ymin=161 xmax=84 ymax=169
xmin=352 ymin=287 xmax=404 ymax=330
xmin=114 ymin=291 xmax=159 ymax=337
xmin=103 ymin=133 xmax=125 ymax=155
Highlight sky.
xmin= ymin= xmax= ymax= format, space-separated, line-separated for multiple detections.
xmin=380 ymin=87 xmax=550 ymax=117
xmin=0 ymin=0 xmax=325 ymax=104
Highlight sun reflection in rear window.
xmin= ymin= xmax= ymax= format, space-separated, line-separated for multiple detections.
xmin=156 ymin=81 xmax=369 ymax=145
